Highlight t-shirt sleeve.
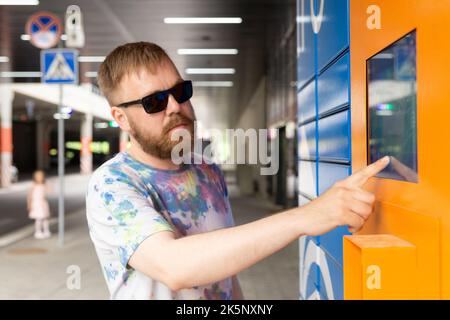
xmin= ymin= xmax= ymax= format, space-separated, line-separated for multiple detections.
xmin=86 ymin=165 xmax=174 ymax=270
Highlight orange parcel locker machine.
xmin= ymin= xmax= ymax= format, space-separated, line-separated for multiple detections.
xmin=345 ymin=0 xmax=450 ymax=299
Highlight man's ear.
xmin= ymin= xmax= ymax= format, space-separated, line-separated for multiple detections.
xmin=111 ymin=107 xmax=131 ymax=132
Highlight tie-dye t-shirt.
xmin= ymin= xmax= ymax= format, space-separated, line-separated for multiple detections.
xmin=86 ymin=151 xmax=235 ymax=300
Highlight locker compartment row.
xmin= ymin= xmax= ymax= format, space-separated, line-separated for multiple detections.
xmin=297 ymin=53 xmax=350 ymax=123
xmin=318 ymin=110 xmax=350 ymax=162
xmin=297 ymin=120 xmax=316 ymax=160
xmin=296 ymin=0 xmax=349 ymax=92
xmin=298 ymin=109 xmax=350 ymax=162
xmin=298 ymin=160 xmax=351 ymax=199
xmin=317 ymin=162 xmax=350 ymax=194
xmin=298 ymin=160 xmax=317 ymax=198
xmin=297 ymin=80 xmax=316 ymax=124
xmin=316 ymin=0 xmax=349 ymax=71
xmin=317 ymin=52 xmax=350 ymax=115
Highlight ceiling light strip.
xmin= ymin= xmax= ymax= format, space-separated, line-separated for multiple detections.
xmin=193 ymin=81 xmax=234 ymax=87
xmin=0 ymin=0 xmax=39 ymax=5
xmin=78 ymin=56 xmax=106 ymax=63
xmin=164 ymin=17 xmax=242 ymax=24
xmin=0 ymin=71 xmax=42 ymax=78
xmin=178 ymin=49 xmax=238 ymax=55
xmin=186 ymin=68 xmax=235 ymax=75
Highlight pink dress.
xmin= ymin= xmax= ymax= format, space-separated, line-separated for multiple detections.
xmin=28 ymin=184 xmax=50 ymax=220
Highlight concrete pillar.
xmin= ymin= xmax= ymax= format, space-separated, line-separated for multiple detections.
xmin=119 ymin=130 xmax=129 ymax=152
xmin=0 ymin=7 xmax=12 ymax=83
xmin=43 ymin=123 xmax=52 ymax=170
xmin=36 ymin=119 xmax=46 ymax=170
xmin=80 ymin=113 xmax=93 ymax=174
xmin=0 ymin=85 xmax=13 ymax=187
xmin=36 ymin=120 xmax=52 ymax=170
xmin=35 ymin=120 xmax=52 ymax=171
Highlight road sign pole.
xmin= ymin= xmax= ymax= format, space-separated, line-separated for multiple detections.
xmin=58 ymin=83 xmax=65 ymax=247
xmin=40 ymin=49 xmax=78 ymax=247
xmin=32 ymin=10 xmax=77 ymax=247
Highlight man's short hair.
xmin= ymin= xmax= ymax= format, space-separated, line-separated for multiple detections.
xmin=97 ymin=42 xmax=174 ymax=105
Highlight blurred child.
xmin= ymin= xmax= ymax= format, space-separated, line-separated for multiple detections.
xmin=27 ymin=170 xmax=51 ymax=239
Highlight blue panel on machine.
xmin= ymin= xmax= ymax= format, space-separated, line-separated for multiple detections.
xmin=318 ymin=110 xmax=350 ymax=162
xmin=318 ymin=162 xmax=350 ymax=194
xmin=298 ymin=121 xmax=316 ymax=160
xmin=299 ymin=160 xmax=317 ymax=198
xmin=297 ymin=80 xmax=316 ymax=123
xmin=299 ymin=194 xmax=312 ymax=206
xmin=300 ymin=236 xmax=320 ymax=299
xmin=297 ymin=0 xmax=316 ymax=88
xmin=317 ymin=53 xmax=350 ymax=115
xmin=318 ymin=255 xmax=344 ymax=300
xmin=320 ymin=226 xmax=351 ymax=267
xmin=316 ymin=0 xmax=349 ymax=70
xmin=297 ymin=0 xmax=351 ymax=301
xmin=300 ymin=274 xmax=319 ymax=300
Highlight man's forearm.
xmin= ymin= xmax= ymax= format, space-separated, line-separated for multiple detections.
xmin=157 ymin=207 xmax=315 ymax=290
xmin=131 ymin=157 xmax=389 ymax=292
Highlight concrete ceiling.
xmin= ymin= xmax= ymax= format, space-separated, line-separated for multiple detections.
xmin=0 ymin=0 xmax=294 ymax=130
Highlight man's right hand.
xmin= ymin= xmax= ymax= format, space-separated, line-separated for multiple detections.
xmin=128 ymin=156 xmax=390 ymax=290
xmin=301 ymin=156 xmax=390 ymax=236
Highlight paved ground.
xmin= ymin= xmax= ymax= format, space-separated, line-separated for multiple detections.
xmin=0 ymin=173 xmax=90 ymax=235
xmin=0 ymin=210 xmax=108 ymax=299
xmin=0 ymin=177 xmax=299 ymax=300
xmin=230 ymin=196 xmax=299 ymax=300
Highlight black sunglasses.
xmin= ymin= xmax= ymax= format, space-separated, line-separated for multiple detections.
xmin=117 ymin=80 xmax=193 ymax=114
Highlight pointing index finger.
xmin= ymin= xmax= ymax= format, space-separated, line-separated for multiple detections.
xmin=346 ymin=156 xmax=390 ymax=187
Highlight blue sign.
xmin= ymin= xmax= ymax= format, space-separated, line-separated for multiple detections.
xmin=41 ymin=49 xmax=78 ymax=84
xmin=26 ymin=11 xmax=62 ymax=49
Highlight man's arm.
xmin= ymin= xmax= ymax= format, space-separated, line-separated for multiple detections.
xmin=129 ymin=157 xmax=390 ymax=291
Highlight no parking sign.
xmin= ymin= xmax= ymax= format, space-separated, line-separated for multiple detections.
xmin=25 ymin=11 xmax=62 ymax=49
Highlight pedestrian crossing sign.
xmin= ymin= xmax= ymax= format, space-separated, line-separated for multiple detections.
xmin=41 ymin=49 xmax=78 ymax=84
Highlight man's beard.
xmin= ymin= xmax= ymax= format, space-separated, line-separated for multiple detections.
xmin=129 ymin=113 xmax=195 ymax=159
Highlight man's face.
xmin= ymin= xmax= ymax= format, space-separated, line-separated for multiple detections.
xmin=111 ymin=60 xmax=196 ymax=159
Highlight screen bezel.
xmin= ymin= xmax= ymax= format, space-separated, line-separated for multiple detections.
xmin=365 ymin=29 xmax=419 ymax=183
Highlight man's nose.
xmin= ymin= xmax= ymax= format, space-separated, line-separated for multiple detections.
xmin=165 ymin=94 xmax=182 ymax=115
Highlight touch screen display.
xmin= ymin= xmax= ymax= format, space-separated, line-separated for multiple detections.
xmin=367 ymin=30 xmax=418 ymax=183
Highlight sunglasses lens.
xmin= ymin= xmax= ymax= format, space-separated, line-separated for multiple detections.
xmin=172 ymin=81 xmax=193 ymax=104
xmin=142 ymin=92 xmax=168 ymax=114
xmin=141 ymin=81 xmax=192 ymax=114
